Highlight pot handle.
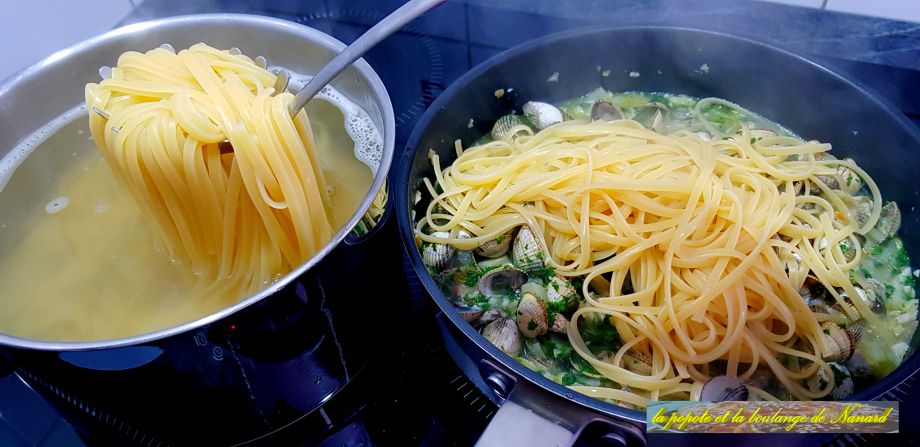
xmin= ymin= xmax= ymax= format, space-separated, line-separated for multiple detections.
xmin=474 ymin=360 xmax=646 ymax=447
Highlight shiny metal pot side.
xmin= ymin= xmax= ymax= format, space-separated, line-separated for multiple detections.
xmin=0 ymin=14 xmax=395 ymax=446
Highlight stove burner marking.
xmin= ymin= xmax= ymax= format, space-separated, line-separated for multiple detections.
xmin=225 ymin=334 xmax=272 ymax=431
xmin=320 ymin=408 xmax=333 ymax=428
xmin=317 ymin=280 xmax=350 ymax=381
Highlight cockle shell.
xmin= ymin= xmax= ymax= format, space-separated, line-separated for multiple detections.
xmin=747 ymin=128 xmax=777 ymax=139
xmin=474 ymin=309 xmax=507 ymax=328
xmin=817 ymin=236 xmax=857 ymax=263
xmin=523 ymin=101 xmax=563 ymax=130
xmin=456 ymin=306 xmax=483 ymax=323
xmin=634 ymin=102 xmax=668 ymax=133
xmin=863 ymin=278 xmax=888 ymax=314
xmin=806 ymin=365 xmax=833 ymax=393
xmin=549 ymin=313 xmax=568 ymax=334
xmin=492 ymin=114 xmax=527 ymax=141
xmin=475 ymin=230 xmax=513 ymax=258
xmin=478 ymin=266 xmax=527 ymax=296
xmin=844 ymin=195 xmax=873 ymax=228
xmin=512 ymin=225 xmax=544 ymax=274
xmin=590 ymin=100 xmax=625 ymax=122
xmin=845 ymin=353 xmax=877 ymax=390
xmin=837 ymin=160 xmax=862 ymax=195
xmin=829 ymin=363 xmax=855 ymax=400
xmin=546 ymin=275 xmax=578 ymax=312
xmin=814 ymin=175 xmax=839 ymax=191
xmin=516 ymin=292 xmax=548 ymax=338
xmin=695 ymin=130 xmax=713 ymax=142
xmin=819 ymin=320 xmax=862 ymax=363
xmin=481 ymin=317 xmax=521 ymax=356
xmin=622 ymin=349 xmax=653 ymax=376
xmin=421 ymin=231 xmax=454 ymax=269
xmin=700 ymin=376 xmax=749 ymax=402
xmin=840 ymin=285 xmax=885 ymax=315
xmin=876 ymin=201 xmax=901 ymax=239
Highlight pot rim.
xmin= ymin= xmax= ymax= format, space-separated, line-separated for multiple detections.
xmin=0 ymin=13 xmax=395 ymax=351
xmin=397 ymin=23 xmax=920 ymax=424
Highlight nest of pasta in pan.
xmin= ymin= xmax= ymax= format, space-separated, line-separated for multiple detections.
xmin=411 ymin=89 xmax=916 ymax=409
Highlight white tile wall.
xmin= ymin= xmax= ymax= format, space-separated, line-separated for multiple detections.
xmin=0 ymin=0 xmax=135 ymax=82
xmin=825 ymin=0 xmax=920 ymax=24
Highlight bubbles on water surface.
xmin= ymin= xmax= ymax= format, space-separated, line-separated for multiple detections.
xmin=272 ymin=67 xmax=385 ymax=176
xmin=45 ymin=197 xmax=69 ymax=214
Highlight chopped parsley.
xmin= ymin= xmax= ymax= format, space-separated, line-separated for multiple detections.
xmin=545 ymin=299 xmax=568 ymax=324
xmin=839 ymin=243 xmax=849 ymax=254
xmin=837 ymin=322 xmax=847 ymax=329
xmin=542 ymin=337 xmax=574 ymax=359
xmin=895 ymin=246 xmax=911 ymax=269
xmin=580 ymin=316 xmax=622 ymax=355
xmin=871 ymin=246 xmax=884 ymax=256
xmin=527 ymin=320 xmax=538 ymax=331
xmin=823 ymin=328 xmax=831 ymax=335
xmin=571 ymin=277 xmax=586 ymax=302
xmin=561 ymin=373 xmax=578 ymax=386
xmin=530 ymin=265 xmax=557 ymax=283
xmin=496 ymin=234 xmax=507 ymax=244
xmin=829 ymin=364 xmax=849 ymax=387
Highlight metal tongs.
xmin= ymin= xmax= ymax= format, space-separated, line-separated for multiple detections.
xmin=93 ymin=0 xmax=447 ymax=153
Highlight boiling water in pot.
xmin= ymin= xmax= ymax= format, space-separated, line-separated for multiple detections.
xmin=0 ymin=85 xmax=379 ymax=343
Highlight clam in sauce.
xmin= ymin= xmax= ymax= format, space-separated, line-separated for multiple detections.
xmin=415 ymin=89 xmax=918 ymax=406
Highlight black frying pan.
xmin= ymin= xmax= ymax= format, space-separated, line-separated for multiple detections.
xmin=397 ymin=25 xmax=920 ymax=446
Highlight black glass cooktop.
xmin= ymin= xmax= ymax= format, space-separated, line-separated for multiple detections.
xmin=2 ymin=1 xmax=920 ymax=446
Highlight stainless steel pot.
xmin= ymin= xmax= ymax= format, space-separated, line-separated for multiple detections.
xmin=0 ymin=14 xmax=395 ymax=446
xmin=397 ymin=25 xmax=920 ymax=446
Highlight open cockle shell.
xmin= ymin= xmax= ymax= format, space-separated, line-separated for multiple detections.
xmin=512 ymin=225 xmax=545 ymax=274
xmin=590 ymin=100 xmax=625 ymax=122
xmin=516 ymin=292 xmax=548 ymax=338
xmin=477 ymin=266 xmax=527 ymax=296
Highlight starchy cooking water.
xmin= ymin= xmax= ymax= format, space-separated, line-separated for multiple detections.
xmin=0 ymin=84 xmax=380 ymax=342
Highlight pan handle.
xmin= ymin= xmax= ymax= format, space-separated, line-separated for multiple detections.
xmin=474 ymin=360 xmax=646 ymax=447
